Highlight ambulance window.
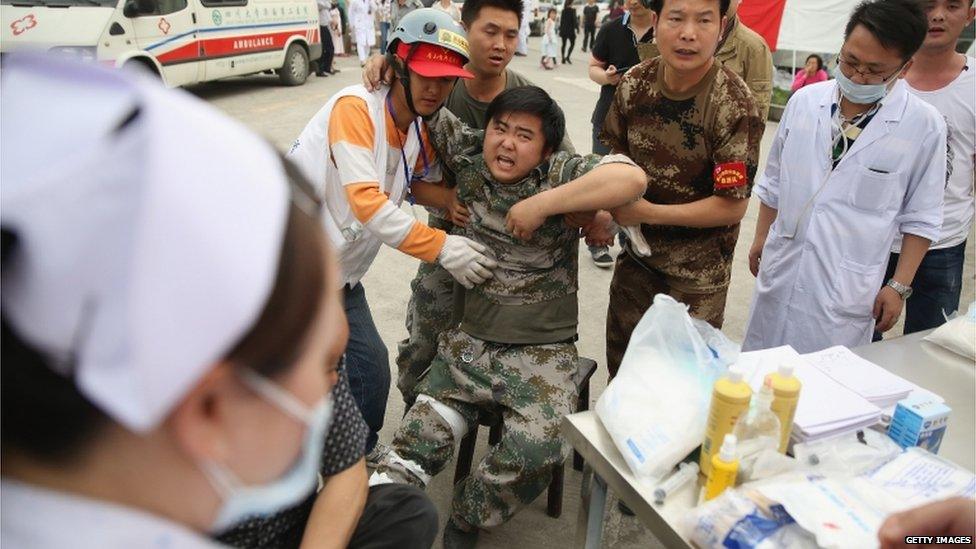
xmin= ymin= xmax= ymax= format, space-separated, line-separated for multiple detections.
xmin=200 ymin=0 xmax=247 ymax=6
xmin=152 ymin=0 xmax=187 ymax=14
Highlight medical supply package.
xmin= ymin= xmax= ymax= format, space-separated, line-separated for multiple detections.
xmin=685 ymin=448 xmax=975 ymax=549
xmin=595 ymin=295 xmax=738 ymax=482
xmin=887 ymin=395 xmax=952 ymax=454
xmin=923 ymin=301 xmax=976 ymax=359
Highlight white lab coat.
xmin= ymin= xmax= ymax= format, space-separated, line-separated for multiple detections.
xmin=349 ymin=0 xmax=376 ymax=47
xmin=1 ymin=479 xmax=225 ymax=549
xmin=742 ymin=80 xmax=946 ymax=354
xmin=517 ymin=0 xmax=535 ymax=55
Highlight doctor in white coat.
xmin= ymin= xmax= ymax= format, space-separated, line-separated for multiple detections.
xmin=743 ymin=0 xmax=947 ymax=354
xmin=1 ymin=57 xmax=345 ymax=548
xmin=350 ymin=0 xmax=377 ymax=63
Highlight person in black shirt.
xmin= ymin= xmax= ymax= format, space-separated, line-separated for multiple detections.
xmin=581 ymin=0 xmax=599 ymax=52
xmin=218 ymin=364 xmax=439 ymax=549
xmin=559 ymin=0 xmax=579 ymax=64
xmin=585 ymin=0 xmax=653 ymax=267
xmin=588 ymin=0 xmax=654 ymax=155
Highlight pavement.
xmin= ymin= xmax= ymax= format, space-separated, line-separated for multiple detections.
xmin=188 ymin=41 xmax=976 ymax=548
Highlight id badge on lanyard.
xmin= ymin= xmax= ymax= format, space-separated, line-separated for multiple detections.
xmin=386 ymin=95 xmax=430 ymax=205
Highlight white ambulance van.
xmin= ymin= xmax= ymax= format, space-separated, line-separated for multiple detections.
xmin=1 ymin=0 xmax=322 ymax=86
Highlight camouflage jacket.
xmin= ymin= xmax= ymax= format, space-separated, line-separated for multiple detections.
xmin=455 ymin=153 xmax=601 ymax=306
xmin=602 ymin=56 xmax=763 ymax=291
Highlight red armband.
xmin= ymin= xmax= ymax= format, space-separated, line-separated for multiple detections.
xmin=713 ymin=161 xmax=747 ymax=189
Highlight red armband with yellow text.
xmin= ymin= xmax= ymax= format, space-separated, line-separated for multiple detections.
xmin=713 ymin=161 xmax=747 ymax=190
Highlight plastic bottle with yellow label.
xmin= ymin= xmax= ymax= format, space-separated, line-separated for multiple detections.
xmin=765 ymin=363 xmax=802 ymax=453
xmin=704 ymin=434 xmax=739 ymax=501
xmin=700 ymin=368 xmax=752 ymax=476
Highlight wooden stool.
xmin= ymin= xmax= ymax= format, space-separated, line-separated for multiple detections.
xmin=451 ymin=357 xmax=598 ymax=519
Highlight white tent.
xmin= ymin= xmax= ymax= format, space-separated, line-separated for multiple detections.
xmin=775 ymin=0 xmax=857 ymax=54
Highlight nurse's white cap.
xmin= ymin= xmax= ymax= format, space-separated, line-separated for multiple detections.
xmin=1 ymin=56 xmax=290 ymax=433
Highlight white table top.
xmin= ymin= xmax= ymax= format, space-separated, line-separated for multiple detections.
xmin=852 ymin=330 xmax=974 ymax=471
xmin=562 ymin=329 xmax=975 ymax=545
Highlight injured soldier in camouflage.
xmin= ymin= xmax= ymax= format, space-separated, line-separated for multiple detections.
xmin=370 ymin=86 xmax=647 ymax=548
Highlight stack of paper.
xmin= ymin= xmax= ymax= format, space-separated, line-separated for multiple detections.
xmin=802 ymin=346 xmax=914 ymax=410
xmin=734 ymin=346 xmax=883 ymax=443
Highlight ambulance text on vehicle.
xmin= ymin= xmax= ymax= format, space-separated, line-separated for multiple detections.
xmin=1 ymin=0 xmax=322 ymax=87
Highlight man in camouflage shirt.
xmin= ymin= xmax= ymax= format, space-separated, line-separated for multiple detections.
xmin=603 ymin=0 xmax=763 ymax=376
xmin=371 ymin=87 xmax=646 ymax=548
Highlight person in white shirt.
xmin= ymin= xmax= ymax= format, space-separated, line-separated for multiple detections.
xmin=516 ymin=0 xmax=534 ymax=56
xmin=742 ymin=0 xmax=948 ymax=353
xmin=349 ymin=0 xmax=377 ymax=64
xmin=876 ymin=0 xmax=975 ymax=337
xmin=0 ymin=57 xmax=345 ymax=548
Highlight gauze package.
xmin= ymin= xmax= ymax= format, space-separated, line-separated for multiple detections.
xmin=596 ymin=295 xmax=738 ymax=482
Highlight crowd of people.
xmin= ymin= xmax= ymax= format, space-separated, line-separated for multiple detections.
xmin=1 ymin=0 xmax=974 ymax=548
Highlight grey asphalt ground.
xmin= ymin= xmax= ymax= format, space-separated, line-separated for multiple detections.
xmin=189 ymin=40 xmax=976 ymax=548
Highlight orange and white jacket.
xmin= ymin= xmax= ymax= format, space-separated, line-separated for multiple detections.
xmin=288 ymin=85 xmax=446 ymax=287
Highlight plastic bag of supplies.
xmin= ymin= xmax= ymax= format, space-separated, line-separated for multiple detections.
xmin=923 ymin=301 xmax=976 ymax=359
xmin=596 ymin=294 xmax=739 ymax=482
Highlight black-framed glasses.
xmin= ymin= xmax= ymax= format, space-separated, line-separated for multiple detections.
xmin=836 ymin=55 xmax=904 ymax=85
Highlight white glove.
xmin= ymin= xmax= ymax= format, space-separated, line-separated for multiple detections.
xmin=437 ymin=235 xmax=497 ymax=289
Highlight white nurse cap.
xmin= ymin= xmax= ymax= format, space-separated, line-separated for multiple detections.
xmin=1 ymin=56 xmax=291 ymax=433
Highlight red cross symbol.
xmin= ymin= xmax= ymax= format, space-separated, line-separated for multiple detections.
xmin=11 ymin=14 xmax=37 ymax=36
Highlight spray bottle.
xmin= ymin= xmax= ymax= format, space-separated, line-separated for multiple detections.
xmin=704 ymin=434 xmax=739 ymax=501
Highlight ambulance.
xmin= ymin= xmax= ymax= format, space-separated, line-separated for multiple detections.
xmin=1 ymin=0 xmax=322 ymax=87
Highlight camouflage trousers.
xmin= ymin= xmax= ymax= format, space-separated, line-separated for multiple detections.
xmin=375 ymin=328 xmax=578 ymax=529
xmin=606 ymin=250 xmax=728 ymax=377
xmin=396 ymin=217 xmax=459 ymax=404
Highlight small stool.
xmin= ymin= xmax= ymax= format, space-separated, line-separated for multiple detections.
xmin=452 ymin=357 xmax=598 ymax=519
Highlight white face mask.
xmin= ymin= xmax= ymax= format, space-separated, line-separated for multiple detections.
xmin=201 ymin=369 xmax=334 ymax=533
xmin=833 ymin=61 xmax=904 ymax=105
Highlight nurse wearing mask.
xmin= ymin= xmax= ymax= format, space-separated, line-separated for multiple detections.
xmin=742 ymin=0 xmax=947 ymax=353
xmin=0 ymin=57 xmax=344 ymax=547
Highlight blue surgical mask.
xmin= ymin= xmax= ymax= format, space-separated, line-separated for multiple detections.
xmin=202 ymin=370 xmax=334 ymax=533
xmin=833 ymin=63 xmax=901 ymax=105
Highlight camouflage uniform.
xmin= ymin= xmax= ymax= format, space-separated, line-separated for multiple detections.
xmin=395 ymin=110 xmax=484 ymax=403
xmin=396 ymin=91 xmax=577 ymax=404
xmin=395 ymin=215 xmax=460 ymax=402
xmin=376 ymin=125 xmax=630 ymax=529
xmin=601 ymin=57 xmax=763 ymax=376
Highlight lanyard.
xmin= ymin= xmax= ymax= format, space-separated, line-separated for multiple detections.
xmin=386 ymin=95 xmax=430 ymax=205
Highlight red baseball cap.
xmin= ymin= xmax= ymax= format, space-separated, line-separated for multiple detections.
xmin=397 ymin=42 xmax=474 ymax=79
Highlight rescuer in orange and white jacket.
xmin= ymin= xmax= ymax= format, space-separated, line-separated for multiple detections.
xmin=288 ymin=8 xmax=495 ymax=453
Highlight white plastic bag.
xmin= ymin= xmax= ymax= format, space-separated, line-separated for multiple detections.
xmin=792 ymin=428 xmax=902 ymax=477
xmin=923 ymin=301 xmax=975 ymax=359
xmin=596 ymin=294 xmax=739 ymax=482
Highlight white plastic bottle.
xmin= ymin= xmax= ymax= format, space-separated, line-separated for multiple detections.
xmin=732 ymin=383 xmax=781 ymax=481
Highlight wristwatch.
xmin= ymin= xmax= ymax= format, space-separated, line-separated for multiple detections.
xmin=885 ymin=279 xmax=913 ymax=300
